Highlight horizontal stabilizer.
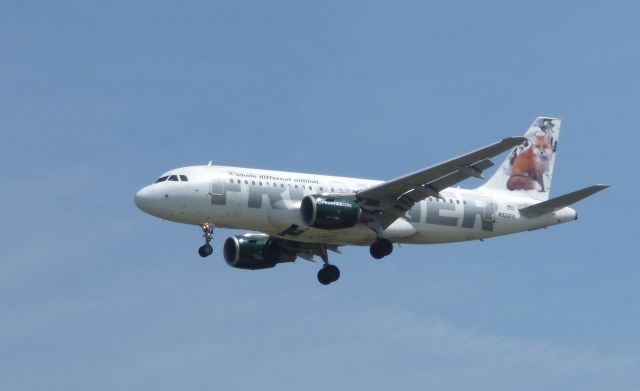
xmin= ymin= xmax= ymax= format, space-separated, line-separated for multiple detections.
xmin=519 ymin=184 xmax=609 ymax=217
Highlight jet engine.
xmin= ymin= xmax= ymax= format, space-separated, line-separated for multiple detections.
xmin=223 ymin=234 xmax=296 ymax=270
xmin=300 ymin=195 xmax=361 ymax=229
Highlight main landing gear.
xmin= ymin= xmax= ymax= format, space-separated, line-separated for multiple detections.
xmin=317 ymin=264 xmax=340 ymax=285
xmin=198 ymin=223 xmax=214 ymax=257
xmin=316 ymin=245 xmax=340 ymax=285
xmin=370 ymin=239 xmax=393 ymax=259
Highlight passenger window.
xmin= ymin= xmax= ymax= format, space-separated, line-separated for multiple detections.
xmin=456 ymin=200 xmax=460 ymax=204
xmin=229 ymin=179 xmax=233 ymax=183
xmin=252 ymin=181 xmax=255 ymax=185
xmin=259 ymin=181 xmax=263 ymax=186
xmin=168 ymin=175 xmax=178 ymax=181
xmin=155 ymin=176 xmax=168 ymax=183
xmin=179 ymin=175 xmax=188 ymax=182
xmin=237 ymin=179 xmax=241 ymax=184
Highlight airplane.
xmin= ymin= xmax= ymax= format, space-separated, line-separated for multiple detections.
xmin=134 ymin=117 xmax=607 ymax=285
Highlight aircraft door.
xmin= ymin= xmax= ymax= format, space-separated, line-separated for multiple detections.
xmin=483 ymin=199 xmax=496 ymax=222
xmin=210 ymin=177 xmax=224 ymax=196
xmin=209 ymin=176 xmax=226 ymax=206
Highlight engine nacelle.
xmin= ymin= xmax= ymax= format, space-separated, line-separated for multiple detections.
xmin=223 ymin=234 xmax=296 ymax=270
xmin=300 ymin=195 xmax=360 ymax=229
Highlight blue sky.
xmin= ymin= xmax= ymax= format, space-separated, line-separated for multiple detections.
xmin=1 ymin=1 xmax=639 ymax=390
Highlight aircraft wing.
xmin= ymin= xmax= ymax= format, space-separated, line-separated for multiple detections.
xmin=356 ymin=136 xmax=527 ymax=228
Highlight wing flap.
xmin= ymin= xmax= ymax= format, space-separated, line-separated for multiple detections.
xmin=425 ymin=158 xmax=495 ymax=194
xmin=519 ymin=184 xmax=609 ymax=217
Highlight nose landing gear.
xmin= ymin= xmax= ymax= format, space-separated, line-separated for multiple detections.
xmin=198 ymin=223 xmax=214 ymax=257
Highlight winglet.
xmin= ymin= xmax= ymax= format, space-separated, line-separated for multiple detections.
xmin=519 ymin=184 xmax=609 ymax=217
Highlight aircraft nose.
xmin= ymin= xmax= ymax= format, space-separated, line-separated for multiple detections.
xmin=134 ymin=186 xmax=156 ymax=213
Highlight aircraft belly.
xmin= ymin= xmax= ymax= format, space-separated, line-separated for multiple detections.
xmin=407 ymin=224 xmax=474 ymax=244
xmin=272 ymin=224 xmax=376 ymax=245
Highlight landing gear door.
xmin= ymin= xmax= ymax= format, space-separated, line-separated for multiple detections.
xmin=483 ymin=199 xmax=496 ymax=222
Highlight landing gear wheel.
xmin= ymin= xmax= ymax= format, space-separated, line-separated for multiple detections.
xmin=370 ymin=246 xmax=384 ymax=259
xmin=370 ymin=239 xmax=393 ymax=259
xmin=198 ymin=223 xmax=214 ymax=258
xmin=198 ymin=244 xmax=213 ymax=258
xmin=317 ymin=264 xmax=340 ymax=285
xmin=326 ymin=264 xmax=340 ymax=282
xmin=317 ymin=268 xmax=331 ymax=285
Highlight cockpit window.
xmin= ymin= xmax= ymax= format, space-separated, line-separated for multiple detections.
xmin=155 ymin=174 xmax=187 ymax=183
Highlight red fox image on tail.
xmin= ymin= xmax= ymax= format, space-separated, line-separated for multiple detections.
xmin=506 ymin=134 xmax=553 ymax=192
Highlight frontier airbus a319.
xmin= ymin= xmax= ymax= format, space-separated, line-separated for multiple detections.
xmin=135 ymin=117 xmax=607 ymax=285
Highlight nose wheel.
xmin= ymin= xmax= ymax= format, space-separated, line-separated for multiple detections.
xmin=198 ymin=244 xmax=213 ymax=257
xmin=198 ymin=223 xmax=214 ymax=258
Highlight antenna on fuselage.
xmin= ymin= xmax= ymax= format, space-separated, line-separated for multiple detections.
xmin=207 ymin=160 xmax=212 ymax=166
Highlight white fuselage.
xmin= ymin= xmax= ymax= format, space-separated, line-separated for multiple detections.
xmin=134 ymin=165 xmax=577 ymax=246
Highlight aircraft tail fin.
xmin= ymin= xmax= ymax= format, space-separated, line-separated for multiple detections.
xmin=519 ymin=184 xmax=609 ymax=217
xmin=480 ymin=117 xmax=561 ymax=201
